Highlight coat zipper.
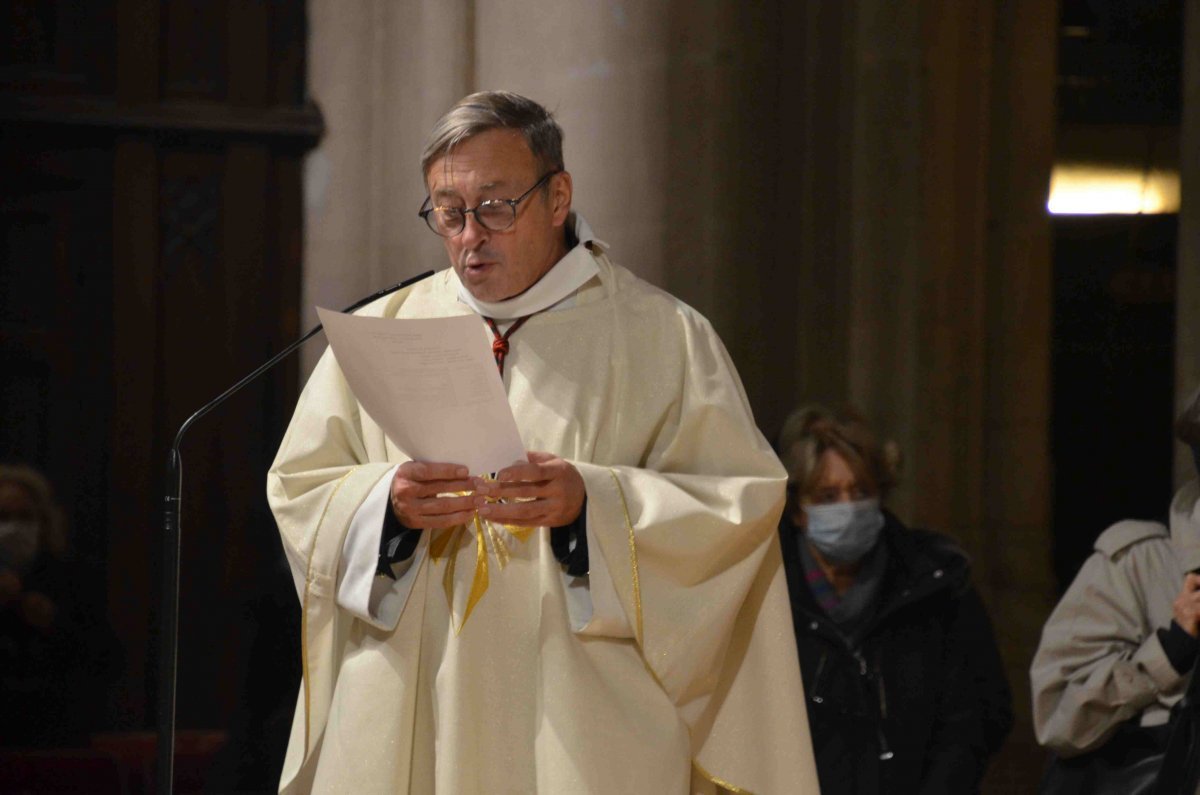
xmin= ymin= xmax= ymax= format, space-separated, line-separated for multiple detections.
xmin=849 ymin=649 xmax=895 ymax=762
xmin=872 ymin=655 xmax=894 ymax=761
xmin=809 ymin=650 xmax=829 ymax=704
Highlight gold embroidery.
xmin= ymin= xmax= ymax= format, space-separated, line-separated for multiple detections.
xmin=429 ymin=490 xmax=534 ymax=634
xmin=301 ymin=467 xmax=355 ymax=751
xmin=693 ymin=759 xmax=754 ymax=795
xmin=607 ymin=469 xmax=643 ymax=645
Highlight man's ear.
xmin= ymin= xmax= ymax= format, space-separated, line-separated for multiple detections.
xmin=550 ymin=171 xmax=573 ymax=226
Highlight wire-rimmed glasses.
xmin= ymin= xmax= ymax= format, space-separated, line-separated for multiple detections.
xmin=418 ymin=170 xmax=561 ymax=237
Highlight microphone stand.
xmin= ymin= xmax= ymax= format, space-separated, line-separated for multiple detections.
xmin=156 ymin=271 xmax=433 ymax=795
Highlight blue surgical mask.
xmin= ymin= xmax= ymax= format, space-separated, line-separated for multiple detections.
xmin=0 ymin=519 xmax=40 ymax=570
xmin=804 ymin=498 xmax=885 ymax=564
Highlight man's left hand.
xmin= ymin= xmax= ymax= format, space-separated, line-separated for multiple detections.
xmin=473 ymin=452 xmax=585 ymax=528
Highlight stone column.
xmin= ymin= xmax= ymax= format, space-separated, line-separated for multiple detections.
xmin=303 ymin=0 xmax=473 ymax=374
xmin=980 ymin=1 xmax=1058 ymax=791
xmin=473 ymin=1 xmax=793 ymax=416
xmin=474 ymin=2 xmax=674 ymax=288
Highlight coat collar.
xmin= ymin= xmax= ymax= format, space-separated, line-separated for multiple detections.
xmin=781 ymin=512 xmax=970 ymax=633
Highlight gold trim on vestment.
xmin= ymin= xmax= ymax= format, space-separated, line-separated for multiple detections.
xmin=429 ymin=503 xmax=533 ymax=634
xmin=301 ymin=468 xmax=354 ymax=751
xmin=300 ymin=574 xmax=310 ymax=750
xmin=607 ymin=473 xmax=754 ymax=795
xmin=693 ymin=759 xmax=754 ymax=795
xmin=607 ymin=469 xmax=643 ymax=645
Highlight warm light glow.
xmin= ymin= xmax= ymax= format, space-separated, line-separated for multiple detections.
xmin=1047 ymin=163 xmax=1180 ymax=214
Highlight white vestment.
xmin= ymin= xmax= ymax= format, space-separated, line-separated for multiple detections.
xmin=267 ymin=243 xmax=819 ymax=794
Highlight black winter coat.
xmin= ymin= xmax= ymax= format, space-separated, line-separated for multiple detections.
xmin=780 ymin=512 xmax=1013 ymax=795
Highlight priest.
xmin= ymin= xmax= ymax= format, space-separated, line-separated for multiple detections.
xmin=267 ymin=90 xmax=818 ymax=794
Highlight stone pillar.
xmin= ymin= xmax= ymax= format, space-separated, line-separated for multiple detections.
xmin=303 ymin=0 xmax=473 ymax=374
xmin=844 ymin=2 xmax=927 ymax=525
xmin=980 ymin=1 xmax=1058 ymax=791
xmin=1177 ymin=0 xmax=1200 ymax=485
xmin=474 ymin=2 xmax=674 ymax=288
xmin=474 ymin=2 xmax=790 ymax=416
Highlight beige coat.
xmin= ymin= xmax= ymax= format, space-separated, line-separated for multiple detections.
xmin=267 ymin=253 xmax=820 ymax=794
xmin=1031 ymin=479 xmax=1200 ymax=756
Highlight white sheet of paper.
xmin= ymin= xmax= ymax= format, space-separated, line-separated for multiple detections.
xmin=316 ymin=307 xmax=526 ymax=475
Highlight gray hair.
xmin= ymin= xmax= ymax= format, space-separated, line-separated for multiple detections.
xmin=420 ymin=91 xmax=565 ymax=179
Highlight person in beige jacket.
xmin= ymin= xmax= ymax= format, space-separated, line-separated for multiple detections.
xmin=1031 ymin=387 xmax=1200 ymax=757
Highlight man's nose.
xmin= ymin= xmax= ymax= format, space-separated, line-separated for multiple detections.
xmin=460 ymin=211 xmax=490 ymax=249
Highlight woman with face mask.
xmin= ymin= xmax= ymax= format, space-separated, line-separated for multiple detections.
xmin=0 ymin=464 xmax=120 ymax=748
xmin=777 ymin=406 xmax=1012 ymax=795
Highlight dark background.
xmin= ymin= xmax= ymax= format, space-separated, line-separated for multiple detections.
xmin=1051 ymin=0 xmax=1183 ymax=589
xmin=2 ymin=1 xmax=315 ymax=791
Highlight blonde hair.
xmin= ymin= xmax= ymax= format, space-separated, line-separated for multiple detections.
xmin=777 ymin=405 xmax=901 ymax=505
xmin=0 ymin=464 xmax=68 ymax=558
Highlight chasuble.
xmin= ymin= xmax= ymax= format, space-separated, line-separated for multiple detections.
xmin=267 ymin=248 xmax=819 ymax=794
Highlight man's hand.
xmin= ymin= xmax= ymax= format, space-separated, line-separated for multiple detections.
xmin=390 ymin=462 xmax=478 ymax=530
xmin=473 ymin=452 xmax=585 ymax=529
xmin=1173 ymin=572 xmax=1200 ymax=637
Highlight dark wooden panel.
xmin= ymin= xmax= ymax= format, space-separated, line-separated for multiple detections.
xmin=0 ymin=359 xmax=51 ymax=464
xmin=162 ymin=0 xmax=226 ymax=101
xmin=109 ymin=137 xmax=161 ymax=726
xmin=0 ymin=141 xmax=113 ymax=566
xmin=0 ymin=209 xmax=58 ymax=325
xmin=227 ymin=0 xmax=269 ymax=106
xmin=0 ymin=96 xmax=322 ymax=144
xmin=0 ymin=2 xmax=117 ymax=95
xmin=269 ymin=0 xmax=307 ymax=106
xmin=160 ymin=147 xmax=235 ymax=729
xmin=1 ymin=0 xmax=316 ymax=752
xmin=115 ymin=0 xmax=160 ymax=104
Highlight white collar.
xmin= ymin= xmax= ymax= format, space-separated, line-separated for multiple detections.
xmin=454 ymin=212 xmax=605 ymax=321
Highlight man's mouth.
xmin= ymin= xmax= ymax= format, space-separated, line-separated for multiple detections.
xmin=463 ymin=260 xmax=496 ymax=277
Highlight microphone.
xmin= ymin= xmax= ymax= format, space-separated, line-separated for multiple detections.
xmin=156 ymin=270 xmax=434 ymax=795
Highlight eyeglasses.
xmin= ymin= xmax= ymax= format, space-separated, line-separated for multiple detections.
xmin=418 ymin=170 xmax=561 ymax=237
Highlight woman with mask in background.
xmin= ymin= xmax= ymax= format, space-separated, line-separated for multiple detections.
xmin=0 ymin=464 xmax=119 ymax=748
xmin=777 ymin=406 xmax=1012 ymax=795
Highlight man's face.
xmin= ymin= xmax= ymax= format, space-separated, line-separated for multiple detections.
xmin=424 ymin=128 xmax=572 ymax=302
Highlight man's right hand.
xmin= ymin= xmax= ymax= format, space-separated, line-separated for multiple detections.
xmin=1173 ymin=572 xmax=1200 ymax=637
xmin=389 ymin=462 xmax=478 ymax=530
